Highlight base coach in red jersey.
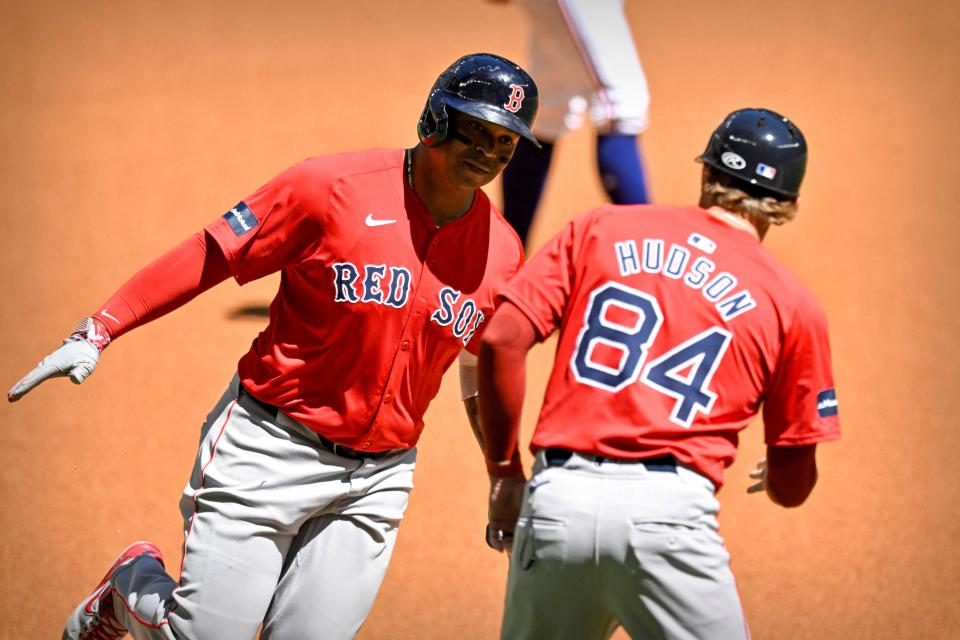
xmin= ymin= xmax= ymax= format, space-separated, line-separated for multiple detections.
xmin=477 ymin=108 xmax=841 ymax=639
xmin=9 ymin=53 xmax=537 ymax=640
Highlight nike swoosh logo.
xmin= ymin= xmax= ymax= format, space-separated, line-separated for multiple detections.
xmin=365 ymin=213 xmax=397 ymax=227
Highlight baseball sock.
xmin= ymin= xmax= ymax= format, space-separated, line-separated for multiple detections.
xmin=596 ymin=133 xmax=650 ymax=204
xmin=502 ymin=136 xmax=555 ymax=248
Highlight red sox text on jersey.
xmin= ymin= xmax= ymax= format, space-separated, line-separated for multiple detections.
xmin=332 ymin=263 xmax=484 ymax=346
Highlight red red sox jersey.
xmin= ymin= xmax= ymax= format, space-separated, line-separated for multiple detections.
xmin=500 ymin=205 xmax=841 ymax=488
xmin=205 ymin=149 xmax=523 ymax=451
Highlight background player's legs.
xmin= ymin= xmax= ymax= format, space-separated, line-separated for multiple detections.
xmin=557 ymin=0 xmax=652 ymax=208
xmin=500 ymin=460 xmax=618 ymax=640
xmin=501 ymin=137 xmax=555 ymax=248
xmin=596 ymin=133 xmax=650 ymax=204
xmin=261 ymin=450 xmax=416 ymax=640
xmin=566 ymin=0 xmax=651 ymax=138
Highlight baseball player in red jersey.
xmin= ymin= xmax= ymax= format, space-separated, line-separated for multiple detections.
xmin=8 ymin=53 xmax=538 ymax=640
xmin=477 ymin=108 xmax=841 ymax=639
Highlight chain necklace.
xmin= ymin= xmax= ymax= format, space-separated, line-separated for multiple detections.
xmin=405 ymin=148 xmax=414 ymax=189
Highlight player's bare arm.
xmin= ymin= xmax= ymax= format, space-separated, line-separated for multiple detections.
xmin=462 ymin=398 xmax=484 ymax=448
xmin=459 ymin=351 xmax=485 ymax=450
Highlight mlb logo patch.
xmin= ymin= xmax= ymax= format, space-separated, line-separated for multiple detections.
xmin=687 ymin=233 xmax=716 ymax=254
xmin=816 ymin=389 xmax=839 ymax=417
xmin=756 ymin=163 xmax=777 ymax=180
xmin=223 ymin=202 xmax=259 ymax=237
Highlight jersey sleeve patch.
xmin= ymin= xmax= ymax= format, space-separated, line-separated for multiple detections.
xmin=816 ymin=388 xmax=839 ymax=417
xmin=223 ymin=202 xmax=260 ymax=236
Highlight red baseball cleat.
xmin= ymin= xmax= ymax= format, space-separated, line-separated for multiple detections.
xmin=62 ymin=541 xmax=164 ymax=640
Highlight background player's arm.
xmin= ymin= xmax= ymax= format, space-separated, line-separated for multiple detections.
xmin=747 ymin=444 xmax=819 ymax=507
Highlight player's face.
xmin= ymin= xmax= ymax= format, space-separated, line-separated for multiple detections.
xmin=443 ymin=114 xmax=521 ymax=188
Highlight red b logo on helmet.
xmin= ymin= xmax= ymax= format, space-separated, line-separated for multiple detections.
xmin=504 ymin=84 xmax=525 ymax=113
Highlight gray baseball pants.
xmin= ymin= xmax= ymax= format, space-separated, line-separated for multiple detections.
xmin=109 ymin=375 xmax=416 ymax=640
xmin=501 ymin=450 xmax=748 ymax=640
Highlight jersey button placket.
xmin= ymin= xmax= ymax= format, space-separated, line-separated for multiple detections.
xmin=411 ymin=296 xmax=427 ymax=319
xmin=427 ymin=235 xmax=440 ymax=269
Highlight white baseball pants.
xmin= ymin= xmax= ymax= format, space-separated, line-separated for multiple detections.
xmin=517 ymin=0 xmax=651 ymax=138
xmin=501 ymin=450 xmax=748 ymax=640
xmin=109 ymin=375 xmax=416 ymax=640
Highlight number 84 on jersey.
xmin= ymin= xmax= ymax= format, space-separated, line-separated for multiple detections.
xmin=571 ymin=282 xmax=733 ymax=429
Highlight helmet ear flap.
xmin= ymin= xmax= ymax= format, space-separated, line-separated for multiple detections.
xmin=418 ymin=82 xmax=452 ymax=146
xmin=417 ymin=101 xmax=437 ymax=146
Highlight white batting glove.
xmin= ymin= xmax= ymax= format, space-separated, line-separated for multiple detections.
xmin=7 ymin=318 xmax=111 ymax=402
xmin=746 ymin=458 xmax=768 ymax=495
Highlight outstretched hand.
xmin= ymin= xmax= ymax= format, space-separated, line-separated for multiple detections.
xmin=486 ymin=473 xmax=526 ymax=553
xmin=7 ymin=318 xmax=109 ymax=402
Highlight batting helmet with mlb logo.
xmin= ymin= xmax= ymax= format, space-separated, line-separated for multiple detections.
xmin=418 ymin=53 xmax=540 ymax=148
xmin=698 ymin=108 xmax=807 ymax=198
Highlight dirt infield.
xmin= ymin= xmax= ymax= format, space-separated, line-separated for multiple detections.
xmin=1 ymin=1 xmax=958 ymax=638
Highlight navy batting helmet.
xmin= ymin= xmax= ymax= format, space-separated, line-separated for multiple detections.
xmin=698 ymin=108 xmax=807 ymax=198
xmin=418 ymin=53 xmax=540 ymax=148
